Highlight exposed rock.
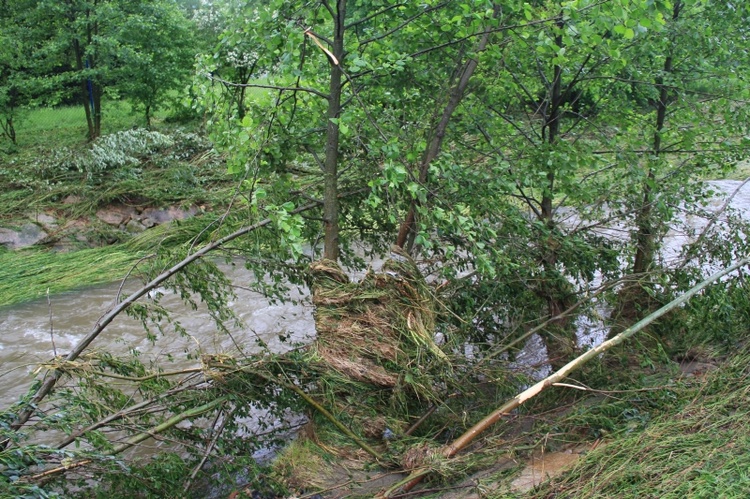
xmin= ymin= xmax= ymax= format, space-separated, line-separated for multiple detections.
xmin=125 ymin=219 xmax=147 ymax=233
xmin=27 ymin=212 xmax=58 ymax=231
xmin=96 ymin=205 xmax=137 ymax=226
xmin=62 ymin=218 xmax=88 ymax=231
xmin=51 ymin=238 xmax=79 ymax=253
xmin=680 ymin=360 xmax=718 ymax=377
xmin=140 ymin=205 xmax=198 ymax=226
xmin=62 ymin=195 xmax=81 ymax=204
xmin=2 ymin=203 xmax=201 ymax=250
xmin=0 ymin=223 xmax=48 ymax=250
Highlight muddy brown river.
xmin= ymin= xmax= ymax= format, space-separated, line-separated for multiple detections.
xmin=0 ymin=264 xmax=315 ymax=410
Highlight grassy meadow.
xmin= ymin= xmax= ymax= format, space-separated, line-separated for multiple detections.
xmin=0 ymin=100 xmax=231 ymax=307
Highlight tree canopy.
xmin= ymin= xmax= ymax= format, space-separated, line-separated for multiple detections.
xmin=2 ymin=0 xmax=750 ymax=496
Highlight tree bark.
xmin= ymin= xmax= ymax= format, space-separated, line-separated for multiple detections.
xmin=73 ymin=37 xmax=95 ymax=141
xmin=395 ymin=6 xmax=500 ymax=250
xmin=322 ymin=0 xmax=346 ymax=262
xmin=538 ymin=18 xmax=576 ymax=368
xmin=621 ymin=0 xmax=682 ymax=323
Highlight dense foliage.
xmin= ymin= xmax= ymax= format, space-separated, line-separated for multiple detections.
xmin=2 ymin=0 xmax=750 ymax=497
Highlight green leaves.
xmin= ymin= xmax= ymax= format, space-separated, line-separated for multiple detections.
xmin=613 ymin=24 xmax=636 ymax=39
xmin=270 ymin=201 xmax=304 ymax=260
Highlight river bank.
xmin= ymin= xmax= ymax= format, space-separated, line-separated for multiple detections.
xmin=3 ymin=123 xmax=750 ymax=497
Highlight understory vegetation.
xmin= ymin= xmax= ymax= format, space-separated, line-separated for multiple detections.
xmin=528 ymin=346 xmax=750 ymax=498
xmin=2 ymin=0 xmax=750 ymax=498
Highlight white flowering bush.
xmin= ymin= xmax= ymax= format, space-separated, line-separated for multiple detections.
xmin=9 ymin=128 xmax=219 ymax=195
xmin=83 ymin=129 xmax=175 ymax=173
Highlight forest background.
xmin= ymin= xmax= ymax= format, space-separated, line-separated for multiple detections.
xmin=2 ymin=0 xmax=750 ymax=497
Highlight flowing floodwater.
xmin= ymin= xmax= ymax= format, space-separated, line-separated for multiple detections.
xmin=0 ymin=264 xmax=315 ymax=410
xmin=1 ymin=180 xmax=750 ymax=412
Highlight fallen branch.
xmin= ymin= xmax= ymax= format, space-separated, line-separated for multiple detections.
xmin=183 ymin=404 xmax=232 ymax=494
xmin=55 ymin=379 xmax=203 ymax=450
xmin=25 ymin=397 xmax=229 ymax=483
xmin=6 ymin=202 xmax=319 ymax=438
xmin=283 ymin=381 xmax=384 ymax=461
xmin=211 ymin=360 xmax=385 ymax=460
xmin=380 ymin=256 xmax=750 ymax=497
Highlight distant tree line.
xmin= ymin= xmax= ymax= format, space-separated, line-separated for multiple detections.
xmin=0 ymin=0 xmax=202 ymax=142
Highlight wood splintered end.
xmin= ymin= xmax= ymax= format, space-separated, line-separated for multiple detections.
xmin=517 ymin=382 xmax=544 ymax=405
xmin=304 ymin=28 xmax=339 ymax=66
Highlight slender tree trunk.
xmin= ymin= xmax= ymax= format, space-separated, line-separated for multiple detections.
xmin=322 ymin=0 xmax=346 ymax=261
xmin=73 ymin=38 xmax=95 ymax=141
xmin=1 ymin=86 xmax=18 ymax=144
xmin=1 ymin=116 xmax=15 ymax=144
xmin=620 ymin=0 xmax=682 ymax=323
xmin=632 ymin=40 xmax=675 ymax=274
xmin=93 ymin=79 xmax=102 ymax=138
xmin=91 ymin=16 xmax=101 ymax=139
xmin=538 ymin=20 xmax=576 ymax=369
xmin=395 ymin=6 xmax=500 ymax=250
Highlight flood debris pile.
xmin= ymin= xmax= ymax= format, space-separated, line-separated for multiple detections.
xmin=0 ymin=253 xmax=524 ymax=498
xmin=305 ymin=253 xmax=450 ymax=441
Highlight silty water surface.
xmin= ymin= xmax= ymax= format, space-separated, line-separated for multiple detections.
xmin=0 ymin=263 xmax=315 ymax=410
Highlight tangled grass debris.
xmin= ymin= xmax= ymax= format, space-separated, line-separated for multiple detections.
xmin=527 ymin=347 xmax=750 ymax=498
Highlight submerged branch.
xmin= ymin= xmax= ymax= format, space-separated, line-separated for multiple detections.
xmin=25 ymin=397 xmax=229 ymax=484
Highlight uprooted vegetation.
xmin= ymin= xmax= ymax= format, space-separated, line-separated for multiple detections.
xmin=528 ymin=348 xmax=750 ymax=498
xmin=0 ymin=250 xmax=522 ymax=498
xmin=3 ymin=239 xmax=750 ymax=498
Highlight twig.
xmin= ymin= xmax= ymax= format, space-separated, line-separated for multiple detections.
xmin=55 ymin=381 xmax=201 ymax=450
xmin=304 ymin=28 xmax=339 ymax=65
xmin=26 ymin=397 xmax=228 ymax=482
xmin=283 ymin=381 xmax=383 ymax=461
xmin=552 ymin=382 xmax=588 ymax=391
xmin=25 ymin=459 xmax=93 ymax=482
xmin=183 ymin=404 xmax=233 ymax=494
xmin=113 ymin=253 xmax=154 ymax=305
xmin=677 ymin=177 xmax=750 ymax=270
xmin=553 ymin=381 xmax=676 ymax=395
xmin=114 ymin=397 xmax=228 ymax=455
xmin=64 ymin=367 xmax=205 ymax=382
xmin=206 ymin=73 xmax=330 ymax=100
xmin=46 ymin=288 xmax=56 ymax=357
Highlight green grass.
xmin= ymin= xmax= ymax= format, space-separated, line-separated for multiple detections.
xmin=9 ymin=100 xmax=166 ymax=150
xmin=0 ymin=246 xmax=147 ymax=306
xmin=524 ymin=349 xmax=750 ymax=498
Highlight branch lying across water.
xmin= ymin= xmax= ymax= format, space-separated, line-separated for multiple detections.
xmin=5 ymin=201 xmax=320 ymax=440
xmin=24 ymin=397 xmax=229 ymax=484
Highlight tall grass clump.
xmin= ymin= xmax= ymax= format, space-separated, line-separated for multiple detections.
xmin=0 ymin=247 xmax=147 ymax=306
xmin=528 ymin=346 xmax=750 ymax=498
